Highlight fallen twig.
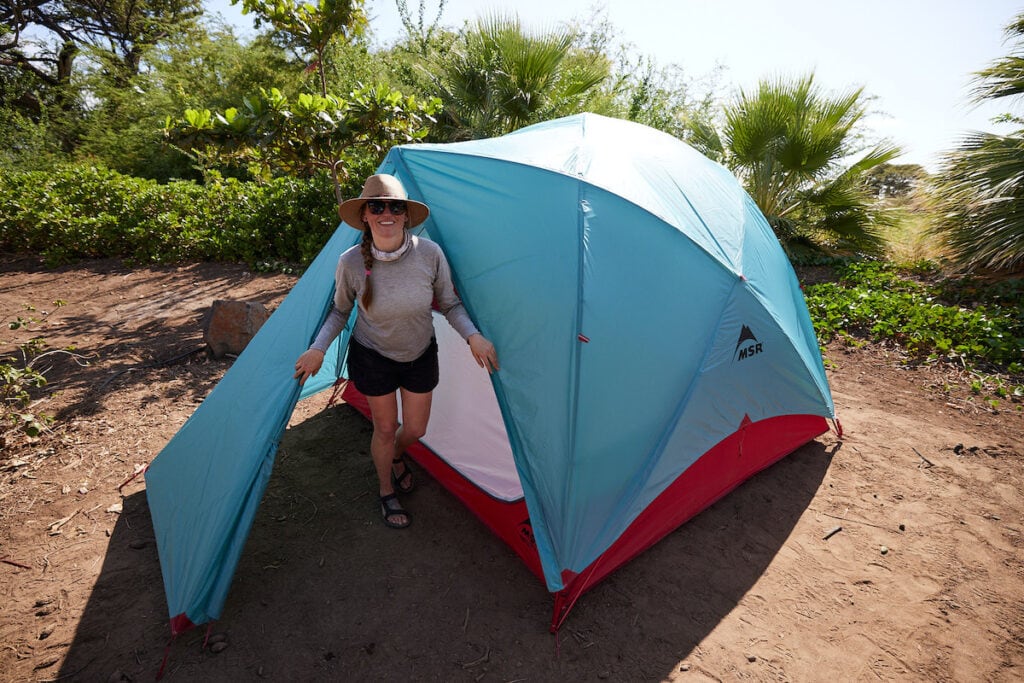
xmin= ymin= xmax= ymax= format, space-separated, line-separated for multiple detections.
xmin=42 ymin=539 xmax=92 ymax=569
xmin=37 ymin=657 xmax=94 ymax=682
xmin=822 ymin=525 xmax=843 ymax=541
xmin=96 ymin=347 xmax=204 ymax=394
xmin=912 ymin=447 xmax=934 ymax=468
xmin=811 ymin=509 xmax=890 ymax=531
xmin=1 ymin=556 xmax=32 ymax=569
xmin=47 ymin=509 xmax=81 ymax=535
xmin=33 ymin=657 xmax=59 ymax=671
xmin=461 ymin=647 xmax=489 ymax=669
xmin=569 ymin=628 xmax=595 ymax=648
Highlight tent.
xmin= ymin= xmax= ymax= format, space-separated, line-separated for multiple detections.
xmin=145 ymin=113 xmax=837 ymax=636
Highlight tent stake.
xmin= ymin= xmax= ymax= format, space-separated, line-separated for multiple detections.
xmin=912 ymin=447 xmax=935 ymax=468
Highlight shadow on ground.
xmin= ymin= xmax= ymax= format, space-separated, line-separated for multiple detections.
xmin=60 ymin=404 xmax=833 ymax=681
xmin=0 ymin=257 xmax=295 ymax=423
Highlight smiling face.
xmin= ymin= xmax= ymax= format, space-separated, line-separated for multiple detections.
xmin=362 ymin=201 xmax=408 ymax=250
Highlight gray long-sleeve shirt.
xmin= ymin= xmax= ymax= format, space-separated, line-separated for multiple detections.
xmin=310 ymin=235 xmax=479 ymax=362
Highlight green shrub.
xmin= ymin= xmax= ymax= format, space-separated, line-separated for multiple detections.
xmin=0 ymin=163 xmax=348 ymax=267
xmin=804 ymin=261 xmax=1024 ymax=374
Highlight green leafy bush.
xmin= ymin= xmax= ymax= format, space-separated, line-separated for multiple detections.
xmin=0 ymin=163 xmax=349 ymax=267
xmin=804 ymin=261 xmax=1024 ymax=374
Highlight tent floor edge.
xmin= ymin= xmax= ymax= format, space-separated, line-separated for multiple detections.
xmin=546 ymin=413 xmax=830 ymax=632
xmin=159 ymin=615 xmax=216 ymax=678
xmin=341 ymin=383 xmax=545 ymax=581
xmin=169 ymin=613 xmax=197 ymax=637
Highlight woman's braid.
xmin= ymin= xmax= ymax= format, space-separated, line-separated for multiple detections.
xmin=360 ymin=226 xmax=375 ymax=310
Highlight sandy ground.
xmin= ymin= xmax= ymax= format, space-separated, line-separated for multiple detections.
xmin=0 ymin=257 xmax=1021 ymax=682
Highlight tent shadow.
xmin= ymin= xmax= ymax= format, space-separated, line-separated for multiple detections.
xmin=56 ymin=487 xmax=176 ymax=682
xmin=59 ymin=403 xmax=835 ymax=681
xmin=572 ymin=436 xmax=837 ymax=679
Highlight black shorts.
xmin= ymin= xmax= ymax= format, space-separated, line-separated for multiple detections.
xmin=347 ymin=337 xmax=439 ymax=397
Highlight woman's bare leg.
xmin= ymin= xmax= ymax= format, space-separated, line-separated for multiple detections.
xmin=365 ymin=392 xmax=408 ymax=527
xmin=395 ymin=387 xmax=432 ymax=457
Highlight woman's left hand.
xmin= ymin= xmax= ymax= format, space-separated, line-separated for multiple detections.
xmin=468 ymin=334 xmax=499 ymax=373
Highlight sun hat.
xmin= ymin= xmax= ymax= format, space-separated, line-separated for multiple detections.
xmin=337 ymin=174 xmax=430 ymax=230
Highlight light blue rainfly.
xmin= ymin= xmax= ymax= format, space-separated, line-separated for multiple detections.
xmin=144 ymin=226 xmax=359 ymax=628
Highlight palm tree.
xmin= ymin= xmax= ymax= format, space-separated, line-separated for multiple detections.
xmin=686 ymin=74 xmax=900 ymax=255
xmin=424 ymin=14 xmax=611 ymax=141
xmin=929 ymin=13 xmax=1024 ymax=273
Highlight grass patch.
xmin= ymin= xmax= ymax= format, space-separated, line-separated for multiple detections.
xmin=881 ymin=196 xmax=947 ymax=264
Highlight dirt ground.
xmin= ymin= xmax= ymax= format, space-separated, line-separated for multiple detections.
xmin=0 ymin=256 xmax=1021 ymax=682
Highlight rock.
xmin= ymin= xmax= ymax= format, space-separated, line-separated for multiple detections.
xmin=201 ymin=300 xmax=271 ymax=359
xmin=210 ymin=641 xmax=229 ymax=653
xmin=880 ymin=546 xmax=889 ymax=555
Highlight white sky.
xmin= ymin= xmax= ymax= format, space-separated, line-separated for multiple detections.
xmin=206 ymin=0 xmax=1024 ymax=170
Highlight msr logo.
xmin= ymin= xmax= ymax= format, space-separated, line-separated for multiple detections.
xmin=735 ymin=324 xmax=764 ymax=361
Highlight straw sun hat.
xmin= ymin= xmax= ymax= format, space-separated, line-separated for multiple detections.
xmin=337 ymin=174 xmax=430 ymax=230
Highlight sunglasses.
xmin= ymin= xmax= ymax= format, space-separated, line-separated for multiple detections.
xmin=366 ymin=200 xmax=408 ymax=215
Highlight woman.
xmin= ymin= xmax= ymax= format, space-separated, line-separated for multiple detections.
xmin=294 ymin=174 xmax=499 ymax=529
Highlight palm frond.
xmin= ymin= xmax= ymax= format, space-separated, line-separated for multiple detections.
xmin=971 ymin=56 xmax=1024 ymax=103
xmin=427 ymin=13 xmax=609 ymax=141
xmin=971 ymin=12 xmax=1024 ymax=104
xmin=930 ymin=129 xmax=1024 ymax=271
xmin=712 ymin=73 xmax=895 ymax=253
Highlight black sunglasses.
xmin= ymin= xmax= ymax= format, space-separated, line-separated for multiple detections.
xmin=366 ymin=199 xmax=408 ymax=215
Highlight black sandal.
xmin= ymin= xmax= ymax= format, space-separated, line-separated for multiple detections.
xmin=379 ymin=493 xmax=411 ymax=529
xmin=391 ymin=455 xmax=414 ymax=494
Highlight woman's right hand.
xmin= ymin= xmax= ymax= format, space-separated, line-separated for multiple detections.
xmin=293 ymin=348 xmax=325 ymax=385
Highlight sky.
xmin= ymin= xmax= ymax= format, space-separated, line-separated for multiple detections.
xmin=205 ymin=0 xmax=1023 ymax=170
